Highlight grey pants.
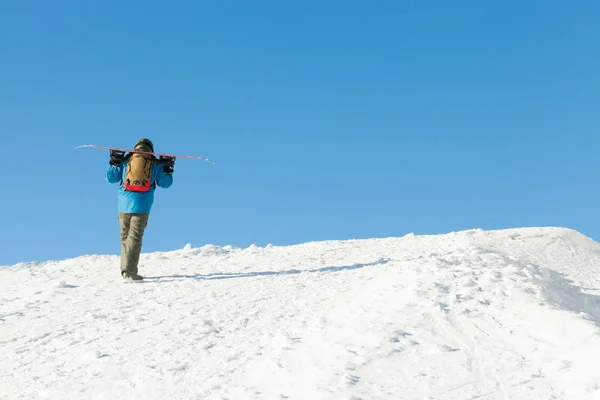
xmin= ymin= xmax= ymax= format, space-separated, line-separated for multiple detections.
xmin=119 ymin=213 xmax=149 ymax=275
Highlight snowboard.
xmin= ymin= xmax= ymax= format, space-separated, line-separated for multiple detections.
xmin=76 ymin=144 xmax=215 ymax=164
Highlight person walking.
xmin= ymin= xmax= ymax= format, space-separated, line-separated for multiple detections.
xmin=106 ymin=138 xmax=174 ymax=281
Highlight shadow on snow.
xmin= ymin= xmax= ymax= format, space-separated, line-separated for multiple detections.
xmin=144 ymin=258 xmax=391 ymax=283
xmin=535 ymin=266 xmax=600 ymax=329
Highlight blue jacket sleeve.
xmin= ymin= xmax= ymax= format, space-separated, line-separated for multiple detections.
xmin=155 ymin=166 xmax=173 ymax=188
xmin=106 ymin=164 xmax=123 ymax=184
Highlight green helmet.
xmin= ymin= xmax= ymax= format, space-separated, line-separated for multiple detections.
xmin=134 ymin=138 xmax=154 ymax=153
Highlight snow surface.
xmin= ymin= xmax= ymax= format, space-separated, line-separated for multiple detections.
xmin=2 ymin=227 xmax=600 ymax=400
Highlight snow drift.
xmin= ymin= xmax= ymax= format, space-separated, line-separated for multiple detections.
xmin=2 ymin=227 xmax=600 ymax=400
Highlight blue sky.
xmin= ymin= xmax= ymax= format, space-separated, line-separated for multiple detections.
xmin=1 ymin=1 xmax=599 ymax=266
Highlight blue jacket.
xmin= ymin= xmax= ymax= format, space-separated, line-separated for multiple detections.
xmin=106 ymin=159 xmax=173 ymax=214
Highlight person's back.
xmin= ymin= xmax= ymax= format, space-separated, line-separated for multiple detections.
xmin=105 ymin=138 xmax=174 ymax=282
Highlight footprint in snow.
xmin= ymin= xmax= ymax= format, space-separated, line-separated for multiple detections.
xmin=438 ymin=344 xmax=460 ymax=352
xmin=439 ymin=302 xmax=451 ymax=313
xmin=340 ymin=373 xmax=361 ymax=387
xmin=389 ymin=330 xmax=420 ymax=350
xmin=434 ymin=282 xmax=451 ymax=294
xmin=389 ymin=329 xmax=412 ymax=341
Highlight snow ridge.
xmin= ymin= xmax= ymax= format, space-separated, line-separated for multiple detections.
xmin=2 ymin=227 xmax=600 ymax=400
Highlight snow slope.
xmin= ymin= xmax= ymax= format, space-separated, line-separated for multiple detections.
xmin=2 ymin=227 xmax=600 ymax=400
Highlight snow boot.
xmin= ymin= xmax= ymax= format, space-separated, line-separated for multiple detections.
xmin=122 ymin=271 xmax=144 ymax=282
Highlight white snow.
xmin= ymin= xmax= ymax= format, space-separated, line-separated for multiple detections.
xmin=2 ymin=227 xmax=600 ymax=399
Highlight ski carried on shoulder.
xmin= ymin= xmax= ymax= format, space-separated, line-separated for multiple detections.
xmin=76 ymin=144 xmax=215 ymax=164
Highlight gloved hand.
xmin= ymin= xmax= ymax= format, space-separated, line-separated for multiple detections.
xmin=160 ymin=156 xmax=175 ymax=174
xmin=109 ymin=150 xmax=125 ymax=166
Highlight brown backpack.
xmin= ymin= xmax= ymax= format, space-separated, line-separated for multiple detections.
xmin=123 ymin=153 xmax=155 ymax=192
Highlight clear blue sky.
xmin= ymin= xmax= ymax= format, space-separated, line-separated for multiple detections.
xmin=1 ymin=1 xmax=599 ymax=266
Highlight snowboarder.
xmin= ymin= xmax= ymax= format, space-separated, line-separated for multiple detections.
xmin=106 ymin=138 xmax=174 ymax=281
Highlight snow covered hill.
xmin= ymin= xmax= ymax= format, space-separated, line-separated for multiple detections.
xmin=2 ymin=227 xmax=600 ymax=400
